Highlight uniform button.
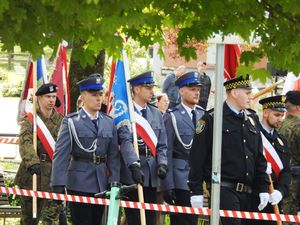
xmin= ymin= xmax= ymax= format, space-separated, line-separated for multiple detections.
xmin=246 ymin=173 xmax=249 ymax=176
xmin=242 ymin=124 xmax=245 ymax=127
xmin=246 ymin=155 xmax=248 ymax=159
xmin=243 ymin=139 xmax=246 ymax=143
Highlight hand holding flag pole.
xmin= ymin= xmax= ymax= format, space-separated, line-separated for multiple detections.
xmin=123 ymin=51 xmax=147 ymax=225
xmin=32 ymin=61 xmax=38 ymax=218
xmin=261 ymin=133 xmax=283 ymax=225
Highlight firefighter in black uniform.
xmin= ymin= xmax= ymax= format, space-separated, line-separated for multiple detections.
xmin=188 ymin=75 xmax=270 ymax=225
xmin=245 ymin=95 xmax=291 ymax=225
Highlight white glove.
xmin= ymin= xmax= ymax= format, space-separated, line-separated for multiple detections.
xmin=266 ymin=162 xmax=272 ymax=175
xmin=269 ymin=190 xmax=283 ymax=205
xmin=258 ymin=192 xmax=269 ymax=211
xmin=190 ymin=195 xmax=204 ymax=208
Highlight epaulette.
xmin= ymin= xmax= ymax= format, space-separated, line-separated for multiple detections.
xmin=195 ymin=105 xmax=205 ymax=111
xmin=100 ymin=111 xmax=113 ymax=119
xmin=66 ymin=112 xmax=78 ymax=118
xmin=167 ymin=104 xmax=180 ymax=113
xmin=245 ymin=108 xmax=257 ymax=114
xmin=148 ymin=103 xmax=158 ymax=109
xmin=207 ymin=107 xmax=214 ymax=116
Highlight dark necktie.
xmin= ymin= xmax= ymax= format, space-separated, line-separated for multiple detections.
xmin=92 ymin=119 xmax=98 ymax=130
xmin=237 ymin=112 xmax=244 ymax=119
xmin=141 ymin=109 xmax=147 ymax=119
xmin=191 ymin=110 xmax=197 ymax=127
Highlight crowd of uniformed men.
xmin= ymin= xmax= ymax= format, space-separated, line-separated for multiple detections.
xmin=15 ymin=65 xmax=300 ymax=225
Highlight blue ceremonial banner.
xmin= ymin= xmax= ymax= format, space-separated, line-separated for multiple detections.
xmin=36 ymin=55 xmax=48 ymax=88
xmin=112 ymin=59 xmax=131 ymax=128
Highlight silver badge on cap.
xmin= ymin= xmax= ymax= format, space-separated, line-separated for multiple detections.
xmin=49 ymin=86 xmax=54 ymax=92
xmin=96 ymin=78 xmax=101 ymax=84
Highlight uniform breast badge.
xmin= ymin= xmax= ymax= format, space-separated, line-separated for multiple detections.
xmin=277 ymin=137 xmax=284 ymax=146
xmin=196 ymin=119 xmax=205 ymax=134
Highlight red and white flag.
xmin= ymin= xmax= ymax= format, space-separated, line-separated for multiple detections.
xmin=261 ymin=132 xmax=284 ymax=179
xmin=106 ymin=60 xmax=116 ymax=115
xmin=224 ymin=44 xmax=241 ymax=80
xmin=50 ymin=41 xmax=70 ymax=115
xmin=134 ymin=111 xmax=158 ymax=157
xmin=282 ymin=72 xmax=300 ymax=94
xmin=24 ymin=103 xmax=55 ymax=160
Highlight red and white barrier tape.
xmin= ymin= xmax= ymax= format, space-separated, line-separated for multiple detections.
xmin=0 ymin=136 xmax=19 ymax=144
xmin=1 ymin=186 xmax=300 ymax=222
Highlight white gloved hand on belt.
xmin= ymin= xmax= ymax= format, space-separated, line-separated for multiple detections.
xmin=258 ymin=192 xmax=269 ymax=211
xmin=269 ymin=190 xmax=283 ymax=205
xmin=190 ymin=195 xmax=203 ymax=208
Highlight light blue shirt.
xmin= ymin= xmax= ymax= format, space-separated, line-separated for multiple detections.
xmin=226 ymin=101 xmax=243 ymax=115
xmin=260 ymin=121 xmax=274 ymax=136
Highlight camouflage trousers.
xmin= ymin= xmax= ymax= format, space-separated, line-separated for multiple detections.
xmin=20 ymin=196 xmax=63 ymax=225
xmin=282 ymin=176 xmax=299 ymax=225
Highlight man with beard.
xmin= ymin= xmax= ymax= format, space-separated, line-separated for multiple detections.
xmin=161 ymin=71 xmax=205 ymax=225
xmin=246 ymin=95 xmax=291 ymax=225
xmin=188 ymin=75 xmax=270 ymax=225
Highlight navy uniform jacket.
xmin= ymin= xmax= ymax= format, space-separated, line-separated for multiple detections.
xmin=120 ymin=104 xmax=168 ymax=187
xmin=51 ymin=109 xmax=120 ymax=194
xmin=161 ymin=104 xmax=204 ymax=191
xmin=259 ymin=126 xmax=291 ymax=196
xmin=188 ymin=102 xmax=269 ymax=195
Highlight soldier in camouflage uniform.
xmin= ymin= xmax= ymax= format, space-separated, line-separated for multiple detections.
xmin=14 ymin=83 xmax=63 ymax=225
xmin=278 ymin=90 xmax=300 ymax=223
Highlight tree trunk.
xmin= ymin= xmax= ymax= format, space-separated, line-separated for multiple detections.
xmin=68 ymin=41 xmax=105 ymax=112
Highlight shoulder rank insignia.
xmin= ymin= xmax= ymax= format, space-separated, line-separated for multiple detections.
xmin=195 ymin=119 xmax=205 ymax=134
xmin=277 ymin=137 xmax=284 ymax=146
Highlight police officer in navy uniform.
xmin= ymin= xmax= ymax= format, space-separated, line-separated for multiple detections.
xmin=51 ymin=74 xmax=120 ymax=225
xmin=161 ymin=71 xmax=205 ymax=225
xmin=121 ymin=71 xmax=168 ymax=225
xmin=188 ymin=75 xmax=270 ymax=225
xmin=246 ymin=95 xmax=291 ymax=225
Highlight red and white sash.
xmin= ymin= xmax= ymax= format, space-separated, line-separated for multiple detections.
xmin=134 ymin=111 xmax=158 ymax=157
xmin=261 ymin=132 xmax=284 ymax=179
xmin=24 ymin=103 xmax=55 ymax=160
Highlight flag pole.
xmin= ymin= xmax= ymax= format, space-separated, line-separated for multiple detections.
xmin=252 ymin=79 xmax=285 ymax=100
xmin=267 ymin=174 xmax=283 ymax=225
xmin=123 ymin=50 xmax=147 ymax=225
xmin=32 ymin=61 xmax=38 ymax=218
xmin=262 ymin=150 xmax=282 ymax=225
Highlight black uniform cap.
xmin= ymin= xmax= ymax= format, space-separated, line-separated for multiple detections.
xmin=259 ymin=95 xmax=286 ymax=112
xmin=77 ymin=73 xmax=104 ymax=92
xmin=224 ymin=75 xmax=252 ymax=91
xmin=35 ymin=83 xmax=58 ymax=96
xmin=127 ymin=71 xmax=156 ymax=86
xmin=285 ymin=90 xmax=300 ymax=105
xmin=175 ymin=71 xmax=202 ymax=88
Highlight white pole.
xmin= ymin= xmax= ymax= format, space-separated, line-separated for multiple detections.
xmin=210 ymin=43 xmax=224 ymax=225
xmin=123 ymin=50 xmax=147 ymax=225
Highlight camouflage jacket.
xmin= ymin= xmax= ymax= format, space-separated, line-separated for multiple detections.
xmin=278 ymin=114 xmax=300 ymax=166
xmin=14 ymin=108 xmax=63 ymax=190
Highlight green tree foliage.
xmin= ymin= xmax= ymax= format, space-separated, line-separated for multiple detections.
xmin=0 ymin=0 xmax=299 ymax=74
